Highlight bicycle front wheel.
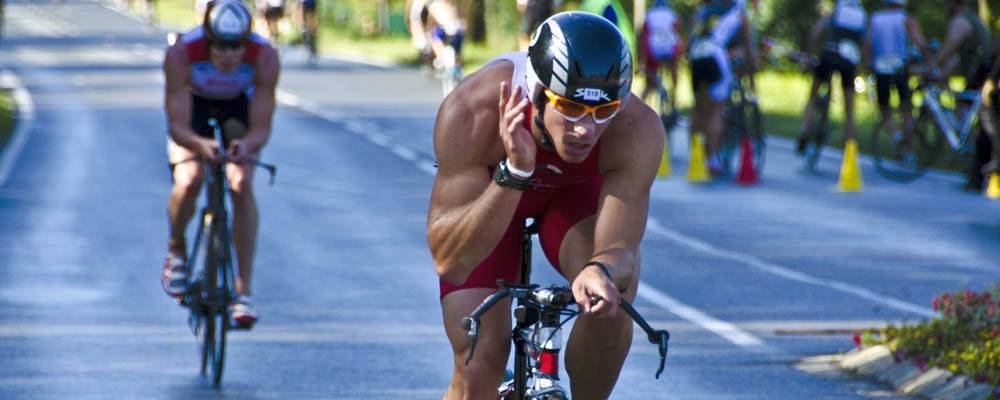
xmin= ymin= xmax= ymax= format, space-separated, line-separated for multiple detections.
xmin=871 ymin=111 xmax=941 ymax=182
xmin=208 ymin=225 xmax=230 ymax=387
xmin=804 ymin=100 xmax=830 ymax=171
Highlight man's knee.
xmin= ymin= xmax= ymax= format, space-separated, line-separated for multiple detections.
xmin=228 ymin=170 xmax=254 ymax=198
xmin=454 ymin=348 xmax=508 ymax=392
xmin=172 ymin=165 xmax=204 ymax=196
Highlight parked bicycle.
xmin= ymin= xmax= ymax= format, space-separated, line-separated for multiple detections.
xmin=177 ymin=118 xmax=276 ymax=387
xmin=718 ymin=61 xmax=765 ymax=177
xmin=871 ymin=76 xmax=981 ymax=182
xmin=461 ymin=221 xmax=670 ymax=400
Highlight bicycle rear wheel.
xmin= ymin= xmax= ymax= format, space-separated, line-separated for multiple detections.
xmin=872 ymin=110 xmax=943 ymax=182
xmin=803 ymin=98 xmax=830 ymax=171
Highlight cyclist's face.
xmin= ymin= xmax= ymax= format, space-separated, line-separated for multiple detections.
xmin=540 ymin=100 xmax=614 ymax=163
xmin=209 ymin=43 xmax=246 ymax=73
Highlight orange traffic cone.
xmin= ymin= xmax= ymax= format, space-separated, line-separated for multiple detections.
xmin=736 ymin=136 xmax=758 ymax=185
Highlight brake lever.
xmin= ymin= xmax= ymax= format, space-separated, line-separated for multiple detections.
xmin=461 ymin=316 xmax=480 ymax=366
xmin=654 ymin=329 xmax=670 ymax=379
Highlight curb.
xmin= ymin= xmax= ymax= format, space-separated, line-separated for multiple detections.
xmin=0 ymin=70 xmax=36 ymax=187
xmin=802 ymin=346 xmax=997 ymax=400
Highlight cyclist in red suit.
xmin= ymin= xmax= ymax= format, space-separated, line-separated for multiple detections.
xmin=427 ymin=12 xmax=664 ymax=399
xmin=161 ymin=0 xmax=280 ymax=328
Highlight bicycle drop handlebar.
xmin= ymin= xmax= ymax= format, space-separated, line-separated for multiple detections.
xmin=168 ymin=118 xmax=279 ymax=185
xmin=461 ymin=281 xmax=671 ymax=379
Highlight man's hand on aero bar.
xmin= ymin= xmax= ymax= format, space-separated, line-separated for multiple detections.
xmin=572 ymin=264 xmax=620 ymax=318
xmin=226 ymin=139 xmax=255 ymax=164
xmin=194 ymin=137 xmax=223 ymax=163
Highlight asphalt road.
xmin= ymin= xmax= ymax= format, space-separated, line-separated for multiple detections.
xmin=0 ymin=1 xmax=997 ymax=399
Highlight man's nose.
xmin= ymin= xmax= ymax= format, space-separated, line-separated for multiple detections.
xmin=572 ymin=117 xmax=597 ymax=138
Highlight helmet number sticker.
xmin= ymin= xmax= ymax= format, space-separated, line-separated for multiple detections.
xmin=575 ymin=88 xmax=611 ymax=103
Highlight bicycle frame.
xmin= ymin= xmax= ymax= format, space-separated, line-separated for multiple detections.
xmin=920 ymin=83 xmax=981 ymax=152
xmin=462 ymin=221 xmax=669 ymax=399
xmin=182 ymin=118 xmax=237 ymax=387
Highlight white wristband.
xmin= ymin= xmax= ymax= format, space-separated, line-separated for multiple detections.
xmin=503 ymin=159 xmax=534 ymax=178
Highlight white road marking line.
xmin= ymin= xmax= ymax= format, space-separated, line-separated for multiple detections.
xmin=637 ymin=282 xmax=767 ymax=348
xmin=417 ymin=160 xmax=437 ymax=175
xmin=645 ymin=217 xmax=936 ymax=318
xmin=0 ymin=71 xmax=36 ymax=187
xmin=390 ymin=145 xmax=418 ymax=161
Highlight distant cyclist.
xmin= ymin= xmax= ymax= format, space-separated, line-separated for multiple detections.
xmin=427 ymin=12 xmax=664 ymax=398
xmin=256 ymin=0 xmax=286 ymax=45
xmin=639 ymin=0 xmax=682 ymax=113
xmin=299 ymin=0 xmax=318 ymax=62
xmin=688 ymin=0 xmax=756 ymax=175
xmin=795 ymin=0 xmax=867 ymax=155
xmin=517 ymin=0 xmax=555 ymax=51
xmin=407 ymin=0 xmax=464 ymax=72
xmin=162 ymin=0 xmax=280 ymax=328
xmin=863 ymin=0 xmax=928 ymax=160
xmin=920 ymin=0 xmax=992 ymax=191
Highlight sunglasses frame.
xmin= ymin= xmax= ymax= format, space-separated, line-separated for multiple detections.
xmin=543 ymin=88 xmax=622 ymax=124
xmin=210 ymin=41 xmax=246 ymax=51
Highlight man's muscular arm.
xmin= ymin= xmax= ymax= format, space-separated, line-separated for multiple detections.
xmin=240 ymin=45 xmax=280 ymax=157
xmin=427 ymin=66 xmax=532 ymax=285
xmin=164 ymin=43 xmax=208 ymax=156
xmin=575 ymin=96 xmax=664 ymax=313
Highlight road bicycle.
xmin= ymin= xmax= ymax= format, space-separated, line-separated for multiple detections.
xmin=871 ymin=76 xmax=981 ymax=182
xmin=799 ymin=75 xmax=834 ymax=171
xmin=177 ymin=118 xmax=276 ymax=387
xmin=461 ymin=221 xmax=670 ymax=399
xmin=718 ymin=62 xmax=766 ymax=177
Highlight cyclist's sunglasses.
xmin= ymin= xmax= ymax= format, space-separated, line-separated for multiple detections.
xmin=543 ymin=88 xmax=622 ymax=124
xmin=210 ymin=41 xmax=245 ymax=51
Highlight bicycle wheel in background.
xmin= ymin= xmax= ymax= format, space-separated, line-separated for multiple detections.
xmin=871 ymin=110 xmax=942 ymax=182
xmin=803 ymin=96 xmax=831 ymax=171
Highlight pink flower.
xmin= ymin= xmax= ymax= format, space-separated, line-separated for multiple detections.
xmin=989 ymin=304 xmax=997 ymax=318
xmin=932 ymin=297 xmax=940 ymax=311
xmin=852 ymin=332 xmax=861 ymax=347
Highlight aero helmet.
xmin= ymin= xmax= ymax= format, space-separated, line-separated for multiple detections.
xmin=203 ymin=0 xmax=253 ymax=45
xmin=527 ymin=12 xmax=632 ymax=107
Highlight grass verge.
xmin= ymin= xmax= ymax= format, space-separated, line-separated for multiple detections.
xmin=0 ymin=89 xmax=14 ymax=151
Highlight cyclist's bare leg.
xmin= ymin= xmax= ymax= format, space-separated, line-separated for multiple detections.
xmin=705 ymin=99 xmax=725 ymax=156
xmin=641 ymin=68 xmax=656 ymax=102
xmin=226 ymin=163 xmax=258 ymax=296
xmin=558 ymin=215 xmax=639 ymax=399
xmin=441 ymin=288 xmax=512 ymax=400
xmin=166 ymin=141 xmax=205 ymax=255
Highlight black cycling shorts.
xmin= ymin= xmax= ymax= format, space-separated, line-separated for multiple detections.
xmin=191 ymin=93 xmax=249 ymax=144
xmin=875 ymin=72 xmax=911 ymax=108
xmin=814 ymin=51 xmax=856 ymax=88
xmin=690 ymin=56 xmax=722 ymax=94
xmin=263 ymin=6 xmax=284 ymax=19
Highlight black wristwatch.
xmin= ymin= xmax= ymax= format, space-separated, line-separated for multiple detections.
xmin=493 ymin=160 xmax=532 ymax=190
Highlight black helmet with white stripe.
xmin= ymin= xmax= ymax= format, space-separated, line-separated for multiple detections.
xmin=203 ymin=0 xmax=253 ymax=46
xmin=527 ymin=12 xmax=632 ymax=106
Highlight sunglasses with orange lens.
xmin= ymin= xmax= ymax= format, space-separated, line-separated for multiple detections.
xmin=543 ymin=88 xmax=622 ymax=124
